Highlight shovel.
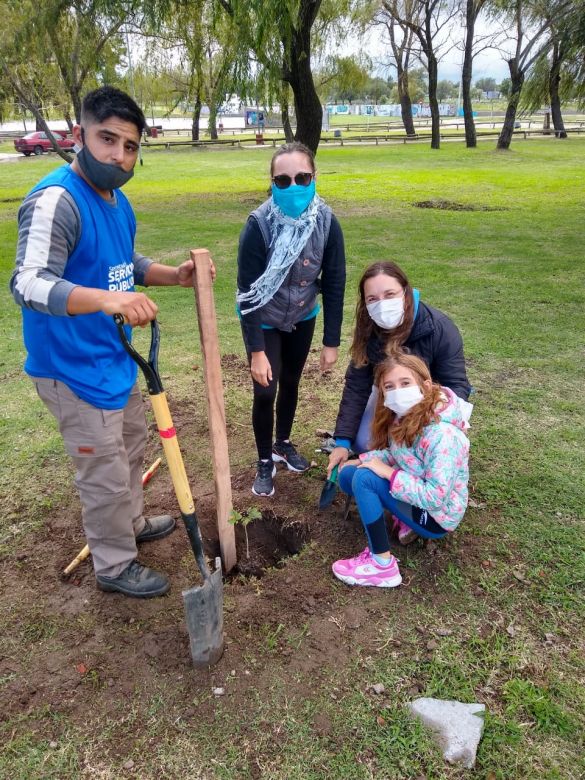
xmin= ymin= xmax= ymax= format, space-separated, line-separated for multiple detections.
xmin=319 ymin=464 xmax=339 ymax=509
xmin=114 ymin=314 xmax=223 ymax=668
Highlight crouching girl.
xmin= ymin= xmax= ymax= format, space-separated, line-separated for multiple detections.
xmin=332 ymin=353 xmax=470 ymax=588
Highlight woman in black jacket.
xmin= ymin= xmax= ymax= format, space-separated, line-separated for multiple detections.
xmin=328 ymin=261 xmax=470 ymax=475
xmin=238 ymin=142 xmax=346 ymax=497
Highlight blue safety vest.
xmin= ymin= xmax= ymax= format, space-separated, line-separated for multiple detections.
xmin=23 ymin=165 xmax=138 ymax=409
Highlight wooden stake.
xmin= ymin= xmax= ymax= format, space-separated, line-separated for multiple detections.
xmin=191 ymin=248 xmax=237 ymax=573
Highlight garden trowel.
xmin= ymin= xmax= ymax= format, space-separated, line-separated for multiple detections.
xmin=319 ymin=464 xmax=339 ymax=509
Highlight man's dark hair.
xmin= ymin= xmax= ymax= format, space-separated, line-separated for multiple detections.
xmin=81 ymin=86 xmax=146 ymax=136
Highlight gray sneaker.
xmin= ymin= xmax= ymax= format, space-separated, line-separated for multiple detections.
xmin=96 ymin=560 xmax=170 ymax=598
xmin=252 ymin=459 xmax=276 ymax=496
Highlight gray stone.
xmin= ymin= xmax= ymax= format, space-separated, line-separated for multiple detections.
xmin=407 ymin=697 xmax=485 ymax=768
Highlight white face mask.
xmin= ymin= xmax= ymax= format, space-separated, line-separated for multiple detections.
xmin=366 ymin=297 xmax=404 ymax=330
xmin=384 ymin=385 xmax=424 ymax=417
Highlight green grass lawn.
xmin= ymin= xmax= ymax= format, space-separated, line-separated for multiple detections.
xmin=0 ymin=140 xmax=584 ymax=779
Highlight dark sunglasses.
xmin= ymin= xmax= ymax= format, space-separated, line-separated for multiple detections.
xmin=272 ymin=172 xmax=314 ymax=189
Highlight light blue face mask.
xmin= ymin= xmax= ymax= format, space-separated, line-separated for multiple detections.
xmin=271 ymin=180 xmax=316 ymax=218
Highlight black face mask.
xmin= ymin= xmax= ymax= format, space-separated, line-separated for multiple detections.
xmin=76 ymin=130 xmax=134 ymax=191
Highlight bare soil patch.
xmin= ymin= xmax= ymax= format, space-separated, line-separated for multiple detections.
xmin=413 ymin=198 xmax=507 ymax=211
xmin=0 ymin=399 xmax=497 ymax=756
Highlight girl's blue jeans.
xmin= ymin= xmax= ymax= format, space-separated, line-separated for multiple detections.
xmin=338 ymin=464 xmax=446 ymax=552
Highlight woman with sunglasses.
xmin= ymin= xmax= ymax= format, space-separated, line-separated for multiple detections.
xmin=237 ymin=142 xmax=346 ymax=497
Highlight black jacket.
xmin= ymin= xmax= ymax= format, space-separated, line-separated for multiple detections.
xmin=334 ymin=301 xmax=471 ymax=443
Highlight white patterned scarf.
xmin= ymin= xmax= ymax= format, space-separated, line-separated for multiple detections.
xmin=237 ymin=195 xmax=322 ymax=314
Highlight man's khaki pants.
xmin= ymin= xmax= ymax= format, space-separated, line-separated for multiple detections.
xmin=34 ymin=379 xmax=148 ymax=577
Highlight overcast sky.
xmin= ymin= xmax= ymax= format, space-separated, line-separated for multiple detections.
xmin=349 ymin=15 xmax=515 ymax=85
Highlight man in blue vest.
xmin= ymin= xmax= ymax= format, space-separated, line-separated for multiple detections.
xmin=11 ymin=86 xmax=209 ymax=599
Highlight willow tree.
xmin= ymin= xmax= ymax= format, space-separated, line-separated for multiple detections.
xmin=169 ymin=0 xmax=241 ymax=141
xmin=0 ymin=0 xmax=74 ymax=160
xmin=35 ymin=0 xmax=131 ymax=123
xmin=220 ymin=0 xmax=349 ymax=153
xmin=520 ymin=1 xmax=585 ymax=138
xmin=316 ymin=53 xmax=372 ymax=103
xmin=494 ymin=0 xmax=572 ymax=150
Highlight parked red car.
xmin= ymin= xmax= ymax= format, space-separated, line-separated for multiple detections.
xmin=14 ymin=130 xmax=76 ymax=156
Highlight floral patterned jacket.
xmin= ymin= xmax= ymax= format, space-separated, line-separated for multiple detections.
xmin=360 ymin=387 xmax=470 ymax=531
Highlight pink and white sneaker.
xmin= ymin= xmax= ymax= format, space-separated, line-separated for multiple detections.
xmin=398 ymin=521 xmax=418 ymax=546
xmin=332 ymin=548 xmax=402 ymax=588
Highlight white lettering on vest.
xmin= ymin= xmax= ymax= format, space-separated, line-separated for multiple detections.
xmin=108 ymin=262 xmax=135 ymax=292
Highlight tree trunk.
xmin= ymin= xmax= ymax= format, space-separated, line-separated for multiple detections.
xmin=208 ymin=100 xmax=218 ymax=140
xmin=281 ymin=88 xmax=294 ymax=142
xmin=287 ymin=55 xmax=322 ymax=152
xmin=192 ymin=95 xmax=202 ymax=141
xmin=427 ymin=53 xmax=440 ymax=149
xmin=64 ymin=111 xmax=74 ymax=132
xmin=284 ymin=16 xmax=322 ymax=154
xmin=497 ymin=65 xmax=524 ymax=150
xmin=549 ymin=47 xmax=566 ymax=138
xmin=20 ymin=103 xmax=28 ymax=132
xmin=462 ymin=0 xmax=476 ymax=148
xmin=2 ymin=65 xmax=72 ymax=162
xmin=397 ymin=66 xmax=416 ymax=136
xmin=282 ymin=106 xmax=294 ymax=142
xmin=71 ymin=87 xmax=82 ymax=125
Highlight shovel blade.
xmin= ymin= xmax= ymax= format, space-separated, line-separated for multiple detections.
xmin=182 ymin=557 xmax=224 ymax=669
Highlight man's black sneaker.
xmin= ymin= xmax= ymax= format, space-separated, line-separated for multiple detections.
xmin=252 ymin=459 xmax=276 ymax=496
xmin=96 ymin=560 xmax=170 ymax=598
xmin=136 ymin=514 xmax=176 ymax=542
xmin=272 ymin=440 xmax=310 ymax=473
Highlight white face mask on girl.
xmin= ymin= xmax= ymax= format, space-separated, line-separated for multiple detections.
xmin=366 ymin=297 xmax=404 ymax=330
xmin=383 ymin=385 xmax=424 ymax=417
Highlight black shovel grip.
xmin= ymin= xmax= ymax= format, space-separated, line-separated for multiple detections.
xmin=113 ymin=314 xmax=163 ymax=395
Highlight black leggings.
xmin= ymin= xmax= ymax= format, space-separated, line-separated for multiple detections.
xmin=247 ymin=317 xmax=316 ymax=460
